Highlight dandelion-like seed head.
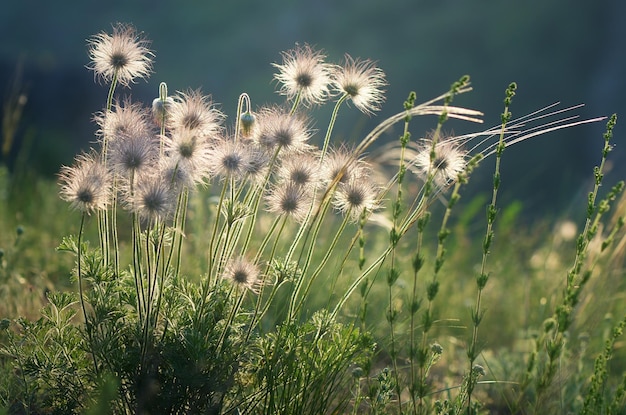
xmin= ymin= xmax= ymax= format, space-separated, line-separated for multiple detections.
xmin=273 ymin=44 xmax=336 ymax=107
xmin=87 ymin=23 xmax=153 ymax=87
xmin=266 ymin=182 xmax=313 ymax=222
xmin=254 ymin=107 xmax=312 ymax=153
xmin=333 ymin=176 xmax=379 ymax=222
xmin=108 ymin=132 xmax=159 ymax=177
xmin=95 ymin=99 xmax=153 ymax=143
xmin=277 ymin=152 xmax=321 ymax=189
xmin=167 ymin=90 xmax=225 ymax=138
xmin=333 ymin=55 xmax=387 ymax=115
xmin=322 ymin=146 xmax=367 ymax=186
xmin=59 ymin=152 xmax=110 ymax=214
xmin=208 ymin=138 xmax=251 ymax=180
xmin=129 ymin=173 xmax=175 ymax=223
xmin=412 ymin=136 xmax=468 ymax=187
xmin=163 ymin=129 xmax=213 ymax=183
xmin=244 ymin=145 xmax=271 ymax=184
xmin=224 ymin=257 xmax=262 ymax=293
xmin=159 ymin=156 xmax=195 ymax=190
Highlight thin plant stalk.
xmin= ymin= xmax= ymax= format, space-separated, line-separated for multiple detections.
xmin=466 ymin=82 xmax=516 ymax=411
xmin=76 ymin=212 xmax=99 ymax=375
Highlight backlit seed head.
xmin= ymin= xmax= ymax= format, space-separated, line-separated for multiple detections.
xmin=167 ymin=89 xmax=225 ymax=139
xmin=412 ymin=136 xmax=468 ymax=187
xmin=208 ymin=138 xmax=251 ymax=180
xmin=266 ymin=182 xmax=313 ymax=222
xmin=277 ymin=152 xmax=321 ymax=189
xmin=333 ymin=176 xmax=379 ymax=222
xmin=95 ymin=98 xmax=153 ymax=143
xmin=87 ymin=23 xmax=153 ymax=87
xmin=108 ymin=132 xmax=160 ymax=177
xmin=59 ymin=151 xmax=110 ymax=214
xmin=253 ymin=107 xmax=312 ymax=153
xmin=223 ymin=257 xmax=262 ymax=293
xmin=128 ymin=173 xmax=175 ymax=223
xmin=273 ymin=44 xmax=336 ymax=107
xmin=332 ymin=55 xmax=387 ymax=115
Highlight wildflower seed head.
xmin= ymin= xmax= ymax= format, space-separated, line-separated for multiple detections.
xmin=59 ymin=151 xmax=110 ymax=214
xmin=128 ymin=173 xmax=175 ymax=222
xmin=333 ymin=55 xmax=387 ymax=115
xmin=277 ymin=152 xmax=321 ymax=189
xmin=333 ymin=176 xmax=379 ymax=222
xmin=273 ymin=44 xmax=336 ymax=107
xmin=254 ymin=107 xmax=312 ymax=153
xmin=266 ymin=182 xmax=313 ymax=222
xmin=322 ymin=146 xmax=367 ymax=186
xmin=162 ymin=130 xmax=212 ymax=183
xmin=224 ymin=257 xmax=262 ymax=293
xmin=159 ymin=156 xmax=195 ymax=190
xmin=95 ymin=99 xmax=153 ymax=143
xmin=208 ymin=138 xmax=251 ymax=180
xmin=412 ymin=137 xmax=468 ymax=187
xmin=87 ymin=23 xmax=153 ymax=87
xmin=243 ymin=145 xmax=271 ymax=183
xmin=167 ymin=89 xmax=225 ymax=138
xmin=108 ymin=132 xmax=159 ymax=177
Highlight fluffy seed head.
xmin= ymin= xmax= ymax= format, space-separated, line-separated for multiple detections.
xmin=333 ymin=177 xmax=379 ymax=222
xmin=266 ymin=182 xmax=313 ymax=222
xmin=333 ymin=55 xmax=387 ymax=115
xmin=223 ymin=257 xmax=262 ymax=293
xmin=254 ymin=107 xmax=312 ymax=153
xmin=162 ymin=130 xmax=212 ymax=184
xmin=412 ymin=137 xmax=468 ymax=187
xmin=87 ymin=23 xmax=153 ymax=87
xmin=167 ymin=90 xmax=225 ymax=139
xmin=273 ymin=44 xmax=336 ymax=107
xmin=108 ymin=133 xmax=159 ymax=177
xmin=242 ymin=145 xmax=271 ymax=184
xmin=95 ymin=99 xmax=153 ymax=143
xmin=321 ymin=146 xmax=368 ymax=186
xmin=277 ymin=152 xmax=321 ymax=189
xmin=128 ymin=173 xmax=175 ymax=222
xmin=208 ymin=138 xmax=251 ymax=180
xmin=159 ymin=156 xmax=195 ymax=190
xmin=59 ymin=152 xmax=110 ymax=214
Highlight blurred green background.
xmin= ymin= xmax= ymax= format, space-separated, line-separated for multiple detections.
xmin=1 ymin=0 xmax=624 ymax=219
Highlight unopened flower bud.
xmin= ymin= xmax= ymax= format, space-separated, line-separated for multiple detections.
xmin=240 ymin=111 xmax=256 ymax=138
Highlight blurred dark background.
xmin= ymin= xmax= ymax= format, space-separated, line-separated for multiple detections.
xmin=1 ymin=0 xmax=624 ymax=219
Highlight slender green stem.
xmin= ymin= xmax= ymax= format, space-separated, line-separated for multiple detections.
xmin=289 ymin=90 xmax=302 ymax=115
xmin=320 ymin=94 xmax=348 ymax=163
xmin=291 ymin=212 xmax=351 ymax=319
xmin=77 ymin=212 xmax=99 ymax=375
xmin=467 ymin=83 xmax=515 ymax=411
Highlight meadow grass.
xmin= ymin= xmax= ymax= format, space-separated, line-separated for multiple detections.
xmin=1 ymin=23 xmax=625 ymax=414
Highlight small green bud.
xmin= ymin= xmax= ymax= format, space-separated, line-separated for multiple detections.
xmin=426 ymin=280 xmax=439 ymax=301
xmin=430 ymin=342 xmax=443 ymax=355
xmin=387 ymin=268 xmax=400 ymax=286
xmin=240 ymin=111 xmax=256 ymax=138
xmin=16 ymin=225 xmax=24 ymax=236
xmin=412 ymin=254 xmax=424 ymax=273
xmin=472 ymin=364 xmax=486 ymax=377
